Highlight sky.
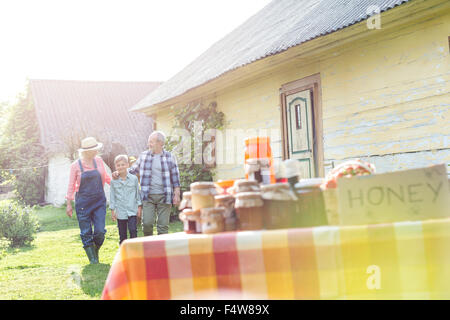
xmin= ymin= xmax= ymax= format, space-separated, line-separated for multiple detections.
xmin=0 ymin=0 xmax=272 ymax=103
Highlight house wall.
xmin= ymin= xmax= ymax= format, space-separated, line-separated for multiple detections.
xmin=154 ymin=11 xmax=450 ymax=180
xmin=45 ymin=154 xmax=112 ymax=207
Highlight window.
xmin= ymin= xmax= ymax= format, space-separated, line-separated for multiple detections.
xmin=295 ymin=104 xmax=302 ymax=130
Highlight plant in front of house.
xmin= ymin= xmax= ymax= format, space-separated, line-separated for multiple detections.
xmin=0 ymin=200 xmax=40 ymax=247
xmin=165 ymin=101 xmax=226 ymax=192
xmin=165 ymin=101 xmax=226 ymax=219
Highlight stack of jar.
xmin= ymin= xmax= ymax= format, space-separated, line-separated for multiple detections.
xmin=244 ymin=137 xmax=276 ymax=184
xmin=178 ymin=191 xmax=202 ymax=234
xmin=179 ymin=182 xmax=236 ymax=234
xmin=214 ymin=194 xmax=237 ymax=231
xmin=232 ymin=179 xmax=264 ymax=230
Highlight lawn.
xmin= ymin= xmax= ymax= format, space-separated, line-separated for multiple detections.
xmin=0 ymin=203 xmax=183 ymax=299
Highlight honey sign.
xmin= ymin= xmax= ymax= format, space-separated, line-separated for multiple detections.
xmin=337 ymin=164 xmax=450 ymax=225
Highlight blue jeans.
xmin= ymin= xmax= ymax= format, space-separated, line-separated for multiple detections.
xmin=118 ymin=216 xmax=137 ymax=244
xmin=75 ymin=201 xmax=107 ymax=248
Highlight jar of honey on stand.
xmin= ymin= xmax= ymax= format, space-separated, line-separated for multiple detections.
xmin=294 ymin=179 xmax=328 ymax=227
xmin=215 ymin=194 xmax=237 ymax=231
xmin=200 ymin=207 xmax=225 ymax=234
xmin=190 ymin=182 xmax=217 ymax=211
xmin=179 ymin=209 xmax=202 ymax=234
xmin=234 ymin=192 xmax=264 ymax=230
xmin=261 ymin=183 xmax=297 ymax=230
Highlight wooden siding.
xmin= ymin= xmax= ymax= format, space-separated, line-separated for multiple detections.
xmin=151 ymin=9 xmax=450 ymax=180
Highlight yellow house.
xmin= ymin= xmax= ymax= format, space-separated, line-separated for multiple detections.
xmin=131 ymin=0 xmax=450 ymax=181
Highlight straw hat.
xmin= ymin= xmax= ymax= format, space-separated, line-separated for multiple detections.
xmin=78 ymin=137 xmax=103 ymax=152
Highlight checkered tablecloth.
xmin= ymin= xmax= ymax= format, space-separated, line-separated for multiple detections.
xmin=101 ymin=218 xmax=450 ymax=300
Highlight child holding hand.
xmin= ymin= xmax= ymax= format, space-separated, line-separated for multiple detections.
xmin=110 ymin=155 xmax=142 ymax=244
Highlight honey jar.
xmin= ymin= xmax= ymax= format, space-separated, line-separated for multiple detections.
xmin=179 ymin=209 xmax=202 ymax=234
xmin=294 ymin=179 xmax=328 ymax=227
xmin=234 ymin=192 xmax=264 ymax=230
xmin=245 ymin=158 xmax=271 ymax=184
xmin=214 ymin=194 xmax=235 ymax=218
xmin=200 ymin=207 xmax=225 ymax=234
xmin=178 ymin=191 xmax=192 ymax=210
xmin=224 ymin=216 xmax=237 ymax=231
xmin=190 ymin=182 xmax=217 ymax=211
xmin=261 ymin=183 xmax=297 ymax=230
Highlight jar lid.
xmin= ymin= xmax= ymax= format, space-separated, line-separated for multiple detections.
xmin=190 ymin=182 xmax=216 ymax=189
xmin=182 ymin=192 xmax=192 ymax=199
xmin=233 ymin=179 xmax=259 ymax=187
xmin=182 ymin=208 xmax=200 ymax=217
xmin=200 ymin=207 xmax=226 ymax=215
xmin=215 ymin=194 xmax=234 ymax=201
xmin=284 ymin=159 xmax=300 ymax=179
xmin=234 ymin=191 xmax=262 ymax=199
xmin=295 ymin=178 xmax=324 ymax=189
xmin=246 ymin=158 xmax=270 ymax=166
xmin=261 ymin=183 xmax=290 ymax=192
xmin=261 ymin=183 xmax=297 ymax=201
xmin=273 ymin=160 xmax=286 ymax=179
xmin=234 ymin=192 xmax=264 ymax=208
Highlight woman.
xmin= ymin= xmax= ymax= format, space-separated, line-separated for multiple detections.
xmin=66 ymin=137 xmax=111 ymax=264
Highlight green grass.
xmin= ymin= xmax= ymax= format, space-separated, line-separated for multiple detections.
xmin=0 ymin=203 xmax=183 ymax=299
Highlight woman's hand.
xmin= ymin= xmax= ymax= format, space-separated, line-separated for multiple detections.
xmin=111 ymin=210 xmax=117 ymax=222
xmin=66 ymin=201 xmax=73 ymax=218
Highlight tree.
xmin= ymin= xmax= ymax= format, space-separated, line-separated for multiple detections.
xmin=0 ymin=89 xmax=47 ymax=205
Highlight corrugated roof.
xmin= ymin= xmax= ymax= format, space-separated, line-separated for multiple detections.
xmin=30 ymin=79 xmax=161 ymax=156
xmin=131 ymin=0 xmax=410 ymax=111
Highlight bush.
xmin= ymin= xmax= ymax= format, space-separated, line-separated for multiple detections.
xmin=0 ymin=201 xmax=40 ymax=247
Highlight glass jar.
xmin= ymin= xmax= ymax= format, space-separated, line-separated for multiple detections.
xmin=200 ymin=207 xmax=225 ymax=234
xmin=224 ymin=216 xmax=237 ymax=231
xmin=214 ymin=194 xmax=235 ymax=218
xmin=261 ymin=183 xmax=297 ymax=230
xmin=178 ymin=191 xmax=192 ymax=210
xmin=232 ymin=179 xmax=260 ymax=194
xmin=245 ymin=158 xmax=271 ymax=184
xmin=179 ymin=209 xmax=202 ymax=234
xmin=284 ymin=159 xmax=300 ymax=189
xmin=294 ymin=178 xmax=328 ymax=227
xmin=190 ymin=182 xmax=217 ymax=211
xmin=234 ymin=192 xmax=264 ymax=230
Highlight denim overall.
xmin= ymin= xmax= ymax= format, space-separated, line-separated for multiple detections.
xmin=75 ymin=159 xmax=107 ymax=248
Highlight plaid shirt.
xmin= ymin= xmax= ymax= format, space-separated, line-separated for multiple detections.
xmin=129 ymin=149 xmax=180 ymax=204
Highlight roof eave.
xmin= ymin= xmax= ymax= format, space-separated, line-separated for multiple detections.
xmin=132 ymin=0 xmax=449 ymax=114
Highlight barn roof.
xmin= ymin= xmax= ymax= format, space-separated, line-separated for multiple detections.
xmin=30 ymin=79 xmax=161 ymax=156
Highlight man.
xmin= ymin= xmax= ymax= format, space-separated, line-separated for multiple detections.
xmin=113 ymin=131 xmax=181 ymax=236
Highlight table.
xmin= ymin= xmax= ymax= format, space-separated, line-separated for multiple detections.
xmin=101 ymin=218 xmax=450 ymax=300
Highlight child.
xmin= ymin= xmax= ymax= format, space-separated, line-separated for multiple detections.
xmin=110 ymin=155 xmax=142 ymax=244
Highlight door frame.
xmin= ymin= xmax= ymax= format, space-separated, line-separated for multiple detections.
xmin=279 ymin=73 xmax=324 ymax=177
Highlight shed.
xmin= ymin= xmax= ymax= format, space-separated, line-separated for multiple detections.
xmin=30 ymin=79 xmax=161 ymax=205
